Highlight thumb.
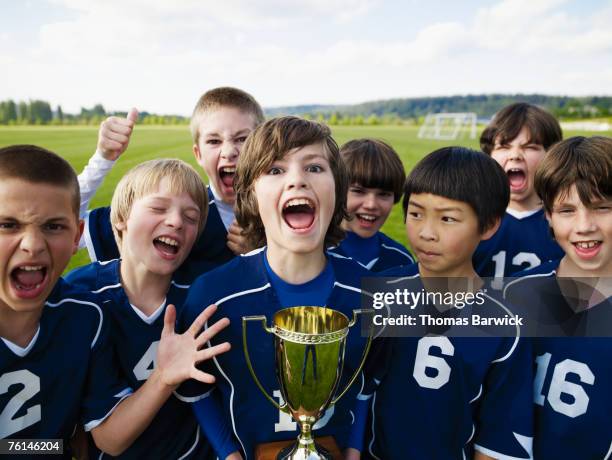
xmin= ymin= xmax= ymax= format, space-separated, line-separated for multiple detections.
xmin=162 ymin=303 xmax=177 ymax=337
xmin=127 ymin=107 xmax=139 ymax=123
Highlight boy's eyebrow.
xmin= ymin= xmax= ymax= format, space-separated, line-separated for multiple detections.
xmin=302 ymin=153 xmax=328 ymax=162
xmin=203 ymin=128 xmax=251 ymax=138
xmin=147 ymin=196 xmax=201 ymax=212
xmin=435 ymin=206 xmax=464 ymax=212
xmin=407 ymin=200 xmax=424 ymax=209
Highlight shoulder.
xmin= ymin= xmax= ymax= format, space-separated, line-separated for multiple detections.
xmin=503 ymin=259 xmax=559 ymax=299
xmin=187 ymin=248 xmax=268 ymax=302
xmin=64 ymin=259 xmax=120 ymax=292
xmin=46 ymin=279 xmax=108 ymax=347
xmin=378 ymin=232 xmax=415 ymax=263
xmin=379 ymin=263 xmax=420 ymax=278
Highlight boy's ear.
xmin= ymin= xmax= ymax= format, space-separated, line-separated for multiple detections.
xmin=193 ymin=143 xmax=202 ymax=162
xmin=73 ymin=219 xmax=84 ymax=254
xmin=115 ymin=220 xmax=127 ymax=232
xmin=481 ymin=217 xmax=501 ymax=241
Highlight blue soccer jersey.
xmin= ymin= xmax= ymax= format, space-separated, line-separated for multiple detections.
xmin=82 ymin=187 xmax=234 ymax=283
xmin=329 ymin=231 xmax=415 ymax=272
xmin=65 ymin=259 xmax=212 ymax=460
xmin=361 ymin=266 xmax=534 ymax=460
xmin=473 ymin=208 xmax=563 ymax=279
xmin=0 ymin=278 xmax=132 ymax=457
xmin=177 ymin=248 xmax=372 ymax=460
xmin=504 ymin=261 xmax=612 ymax=459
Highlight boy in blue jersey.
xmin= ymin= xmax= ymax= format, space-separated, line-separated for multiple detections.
xmin=503 ymin=136 xmax=612 ymax=459
xmin=177 ymin=117 xmax=373 ymax=460
xmin=66 ymin=158 xmax=232 ymax=459
xmin=329 ymin=139 xmax=415 ymax=271
xmin=0 ymin=145 xmax=229 ymax=457
xmin=79 ymin=87 xmax=265 ymax=281
xmin=474 ymin=102 xmax=564 ymax=279
xmin=359 ymin=147 xmax=534 ymax=459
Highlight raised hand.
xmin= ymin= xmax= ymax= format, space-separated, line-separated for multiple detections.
xmin=97 ymin=107 xmax=138 ymax=161
xmin=156 ymin=304 xmax=231 ymax=388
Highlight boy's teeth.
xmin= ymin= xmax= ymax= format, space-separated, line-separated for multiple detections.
xmin=576 ymin=241 xmax=599 ymax=249
xmin=358 ymin=214 xmax=376 ymax=221
xmin=285 ymin=198 xmax=313 ymax=208
xmin=21 ymin=266 xmax=43 ymax=271
xmin=221 ymin=167 xmax=236 ymax=173
xmin=157 ymin=237 xmax=178 ymax=247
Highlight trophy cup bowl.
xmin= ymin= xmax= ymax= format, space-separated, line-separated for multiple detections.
xmin=243 ymin=306 xmax=371 ymax=460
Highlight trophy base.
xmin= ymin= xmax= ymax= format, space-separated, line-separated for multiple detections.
xmin=255 ymin=436 xmax=341 ymax=460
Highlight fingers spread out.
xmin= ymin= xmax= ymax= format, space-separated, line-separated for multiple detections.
xmin=196 ymin=317 xmax=230 ymax=347
xmin=188 ymin=304 xmax=218 ymax=336
xmin=196 ymin=342 xmax=231 ymax=364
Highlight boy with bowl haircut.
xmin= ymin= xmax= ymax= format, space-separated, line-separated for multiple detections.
xmin=359 ymin=147 xmax=533 ymax=459
xmin=474 ymin=102 xmax=564 ymax=278
xmin=80 ymin=87 xmax=265 ymax=281
xmin=329 ymin=139 xmax=415 ymax=271
xmin=66 ymin=159 xmax=232 ymax=459
xmin=177 ymin=117 xmax=372 ymax=459
xmin=503 ymin=136 xmax=612 ymax=459
xmin=0 ymin=145 xmax=227 ymax=457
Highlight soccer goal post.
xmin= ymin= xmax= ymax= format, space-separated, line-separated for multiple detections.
xmin=418 ymin=112 xmax=478 ymax=140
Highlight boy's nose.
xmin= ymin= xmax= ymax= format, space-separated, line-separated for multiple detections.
xmin=363 ymin=193 xmax=377 ymax=209
xmin=220 ymin=142 xmax=238 ymax=160
xmin=575 ymin=209 xmax=597 ymax=233
xmin=20 ymin=228 xmax=46 ymax=255
xmin=165 ymin=210 xmax=184 ymax=229
xmin=286 ymin=167 xmax=308 ymax=189
xmin=417 ymin=221 xmax=437 ymax=241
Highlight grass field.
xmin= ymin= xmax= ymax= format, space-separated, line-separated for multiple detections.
xmin=0 ymin=124 xmax=609 ymax=273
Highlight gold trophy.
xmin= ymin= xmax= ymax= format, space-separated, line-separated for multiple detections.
xmin=242 ymin=306 xmax=371 ymax=460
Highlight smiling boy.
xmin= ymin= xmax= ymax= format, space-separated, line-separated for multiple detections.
xmin=177 ymin=117 xmax=372 ymax=459
xmin=503 ymin=136 xmax=612 ymax=459
xmin=329 ymin=139 xmax=414 ymax=271
xmin=0 ymin=145 xmax=228 ymax=457
xmin=473 ymin=103 xmax=564 ymax=278
xmin=358 ymin=147 xmax=533 ymax=460
xmin=66 ymin=159 xmax=231 ymax=459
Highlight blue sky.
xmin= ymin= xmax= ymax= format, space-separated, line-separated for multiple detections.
xmin=1 ymin=0 xmax=610 ymax=115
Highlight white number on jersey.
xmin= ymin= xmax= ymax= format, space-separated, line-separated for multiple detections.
xmin=534 ymin=353 xmax=595 ymax=418
xmin=492 ymin=251 xmax=541 ymax=278
xmin=0 ymin=370 xmax=41 ymax=438
xmin=273 ymin=389 xmax=334 ymax=432
xmin=413 ymin=337 xmax=454 ymax=389
xmin=133 ymin=341 xmax=159 ymax=381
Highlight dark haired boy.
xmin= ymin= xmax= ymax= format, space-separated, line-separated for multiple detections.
xmin=503 ymin=136 xmax=612 ymax=459
xmin=0 ymin=145 xmax=227 ymax=456
xmin=358 ymin=147 xmax=533 ymax=459
xmin=77 ymin=87 xmax=265 ymax=282
xmin=474 ymin=102 xmax=564 ymax=279
xmin=329 ymin=139 xmax=415 ymax=271
xmin=176 ymin=117 xmax=372 ymax=459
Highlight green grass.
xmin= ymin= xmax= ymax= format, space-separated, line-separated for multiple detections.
xmin=1 ymin=124 xmax=609 ymax=273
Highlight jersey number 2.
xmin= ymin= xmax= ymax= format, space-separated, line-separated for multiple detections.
xmin=0 ymin=370 xmax=41 ymax=438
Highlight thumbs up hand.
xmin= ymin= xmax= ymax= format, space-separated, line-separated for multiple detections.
xmin=97 ymin=107 xmax=138 ymax=161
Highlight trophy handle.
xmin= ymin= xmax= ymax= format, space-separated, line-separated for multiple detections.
xmin=242 ymin=315 xmax=286 ymax=412
xmin=331 ymin=309 xmax=373 ymax=404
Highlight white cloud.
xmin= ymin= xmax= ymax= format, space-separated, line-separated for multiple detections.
xmin=1 ymin=0 xmax=609 ymax=114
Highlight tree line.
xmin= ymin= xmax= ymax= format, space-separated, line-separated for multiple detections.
xmin=0 ymin=100 xmax=188 ymax=126
xmin=1 ymin=94 xmax=610 ymax=126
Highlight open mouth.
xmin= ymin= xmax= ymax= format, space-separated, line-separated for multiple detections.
xmin=219 ymin=166 xmax=236 ymax=189
xmin=10 ymin=265 xmax=48 ymax=299
xmin=153 ymin=236 xmax=180 ymax=257
xmin=282 ymin=198 xmax=316 ymax=231
xmin=572 ymin=240 xmax=602 ymax=259
xmin=356 ymin=213 xmax=379 ymax=227
xmin=506 ymin=168 xmax=527 ymax=192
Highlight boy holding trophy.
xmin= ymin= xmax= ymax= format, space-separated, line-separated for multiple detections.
xmin=177 ymin=117 xmax=372 ymax=459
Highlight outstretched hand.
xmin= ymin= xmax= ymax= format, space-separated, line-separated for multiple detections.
xmin=97 ymin=107 xmax=138 ymax=160
xmin=157 ymin=304 xmax=231 ymax=388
